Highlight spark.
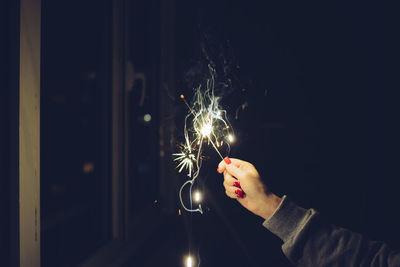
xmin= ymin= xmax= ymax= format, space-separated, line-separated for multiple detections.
xmin=227 ymin=134 xmax=235 ymax=143
xmin=173 ymin=149 xmax=195 ymax=177
xmin=200 ymin=123 xmax=212 ymax=137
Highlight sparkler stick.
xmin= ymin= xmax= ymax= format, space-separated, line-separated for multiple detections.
xmin=180 ymin=94 xmax=196 ymax=116
xmin=209 ymin=139 xmax=224 ymax=160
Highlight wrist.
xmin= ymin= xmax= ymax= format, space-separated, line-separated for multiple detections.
xmin=256 ymin=193 xmax=282 ymax=220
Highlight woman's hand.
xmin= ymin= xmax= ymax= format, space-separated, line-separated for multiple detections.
xmin=217 ymin=157 xmax=282 ymax=220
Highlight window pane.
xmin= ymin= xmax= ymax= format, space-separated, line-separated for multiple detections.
xmin=126 ymin=0 xmax=161 ymax=218
xmin=40 ymin=0 xmax=112 ymax=266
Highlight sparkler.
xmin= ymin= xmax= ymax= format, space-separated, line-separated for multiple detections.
xmin=174 ymin=64 xmax=235 ymax=214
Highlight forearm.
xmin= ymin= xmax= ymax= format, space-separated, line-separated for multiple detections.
xmin=263 ymin=196 xmax=400 ymax=267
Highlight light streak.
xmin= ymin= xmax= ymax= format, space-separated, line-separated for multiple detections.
xmin=173 ymin=64 xmax=234 ymax=214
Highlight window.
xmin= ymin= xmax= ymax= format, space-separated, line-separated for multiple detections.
xmin=40 ymin=0 xmax=112 ymax=266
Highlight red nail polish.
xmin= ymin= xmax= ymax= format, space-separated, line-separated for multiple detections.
xmin=235 ymin=189 xmax=244 ymax=198
xmin=217 ymin=167 xmax=220 ymax=173
xmin=233 ymin=181 xmax=240 ymax=188
xmin=224 ymin=157 xmax=231 ymax=165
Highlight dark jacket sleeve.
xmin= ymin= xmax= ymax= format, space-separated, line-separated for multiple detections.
xmin=263 ymin=196 xmax=400 ymax=267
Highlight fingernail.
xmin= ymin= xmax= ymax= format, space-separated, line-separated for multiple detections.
xmin=224 ymin=157 xmax=231 ymax=165
xmin=235 ymin=189 xmax=244 ymax=198
xmin=233 ymin=181 xmax=240 ymax=188
xmin=217 ymin=167 xmax=221 ymax=173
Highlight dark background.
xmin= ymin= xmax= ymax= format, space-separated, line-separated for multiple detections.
xmin=128 ymin=1 xmax=400 ymax=266
xmin=2 ymin=1 xmax=400 ymax=267
xmin=1 ymin=0 xmax=19 ymax=266
xmin=168 ymin=2 xmax=399 ymax=266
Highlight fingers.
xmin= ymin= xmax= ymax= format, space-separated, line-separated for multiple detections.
xmin=218 ymin=157 xmax=251 ymax=200
xmin=217 ymin=157 xmax=248 ymax=175
xmin=225 ymin=186 xmax=244 ymax=199
xmin=225 ymin=187 xmax=238 ymax=199
xmin=223 ymin=172 xmax=244 ymax=199
xmin=217 ymin=159 xmax=227 ymax=173
xmin=225 ymin=163 xmax=246 ymax=180
xmin=225 ymin=185 xmax=244 ymax=199
xmin=223 ymin=172 xmax=237 ymax=188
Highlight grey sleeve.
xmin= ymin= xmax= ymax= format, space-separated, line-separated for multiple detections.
xmin=262 ymin=196 xmax=400 ymax=267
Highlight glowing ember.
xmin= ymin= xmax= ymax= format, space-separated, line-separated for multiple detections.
xmin=185 ymin=255 xmax=193 ymax=267
xmin=193 ymin=191 xmax=202 ymax=203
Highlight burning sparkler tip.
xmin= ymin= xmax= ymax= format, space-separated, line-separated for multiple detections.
xmin=180 ymin=94 xmax=185 ymax=99
xmin=200 ymin=123 xmax=212 ymax=137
